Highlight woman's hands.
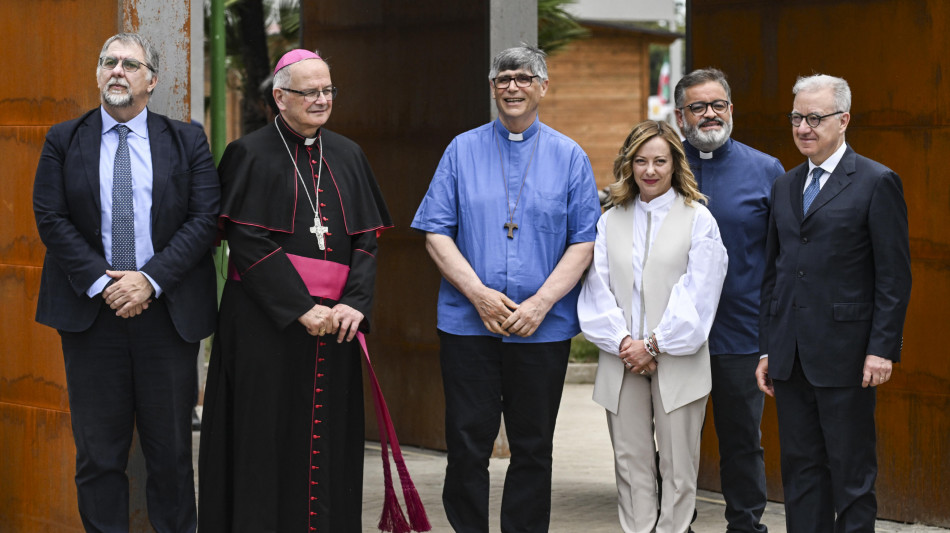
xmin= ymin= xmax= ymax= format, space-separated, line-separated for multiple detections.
xmin=618 ymin=335 xmax=657 ymax=375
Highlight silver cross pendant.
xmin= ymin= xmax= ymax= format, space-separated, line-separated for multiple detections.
xmin=310 ymin=217 xmax=329 ymax=250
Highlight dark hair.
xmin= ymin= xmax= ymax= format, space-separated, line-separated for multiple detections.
xmin=673 ymin=67 xmax=730 ymax=108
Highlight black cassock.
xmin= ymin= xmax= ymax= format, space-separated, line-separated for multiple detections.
xmin=199 ymin=116 xmax=392 ymax=533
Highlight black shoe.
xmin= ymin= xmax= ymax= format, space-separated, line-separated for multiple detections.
xmin=191 ymin=408 xmax=201 ymax=431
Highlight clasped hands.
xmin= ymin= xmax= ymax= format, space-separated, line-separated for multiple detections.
xmin=102 ymin=270 xmax=154 ymax=318
xmin=474 ymin=287 xmax=550 ymax=338
xmin=298 ymin=303 xmax=364 ymax=343
xmin=618 ymin=335 xmax=657 ymax=376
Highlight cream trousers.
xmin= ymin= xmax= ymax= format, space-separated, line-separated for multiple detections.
xmin=606 ymin=369 xmax=708 ymax=533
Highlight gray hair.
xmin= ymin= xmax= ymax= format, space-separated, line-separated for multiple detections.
xmin=674 ymin=67 xmax=731 ymax=108
xmin=98 ymin=33 xmax=160 ymax=81
xmin=793 ymin=74 xmax=851 ymax=113
xmin=273 ymin=50 xmax=325 ymax=89
xmin=489 ymin=45 xmax=548 ymax=81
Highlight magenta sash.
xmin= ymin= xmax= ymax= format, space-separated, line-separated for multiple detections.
xmin=228 ymin=254 xmax=349 ymax=301
xmin=228 ymin=252 xmax=430 ymax=532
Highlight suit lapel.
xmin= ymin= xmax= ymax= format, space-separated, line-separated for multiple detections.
xmin=79 ymin=110 xmax=104 ymax=213
xmin=148 ymin=111 xmax=171 ymax=229
xmin=789 ymin=164 xmax=808 ymax=224
xmin=803 ymin=146 xmax=855 ymax=220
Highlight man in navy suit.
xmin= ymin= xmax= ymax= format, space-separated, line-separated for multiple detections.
xmin=32 ymin=32 xmax=219 ymax=532
xmin=756 ymin=74 xmax=911 ymax=532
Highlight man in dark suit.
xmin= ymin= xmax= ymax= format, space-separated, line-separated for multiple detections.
xmin=756 ymin=74 xmax=911 ymax=532
xmin=32 ymin=32 xmax=219 ymax=532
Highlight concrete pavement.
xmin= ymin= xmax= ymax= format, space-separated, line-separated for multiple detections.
xmin=359 ymin=383 xmax=948 ymax=533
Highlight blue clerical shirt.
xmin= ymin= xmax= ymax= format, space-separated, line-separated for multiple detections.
xmin=411 ymin=117 xmax=600 ymax=343
xmin=686 ymin=138 xmax=785 ymax=356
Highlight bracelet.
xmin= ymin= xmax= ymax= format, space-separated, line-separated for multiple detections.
xmin=644 ymin=334 xmax=660 ymax=359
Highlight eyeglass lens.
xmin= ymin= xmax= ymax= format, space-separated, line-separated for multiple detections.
xmin=100 ymin=57 xmax=146 ymax=72
xmin=686 ymin=100 xmax=729 ymax=115
xmin=494 ymin=75 xmax=536 ymax=88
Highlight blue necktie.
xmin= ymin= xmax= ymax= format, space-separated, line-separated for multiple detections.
xmin=111 ymin=125 xmax=136 ymax=271
xmin=802 ymin=167 xmax=823 ymax=216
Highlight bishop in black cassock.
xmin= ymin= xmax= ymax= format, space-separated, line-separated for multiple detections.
xmin=198 ymin=50 xmax=392 ymax=533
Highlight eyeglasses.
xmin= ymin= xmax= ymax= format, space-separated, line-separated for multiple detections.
xmin=492 ymin=74 xmax=540 ymax=89
xmin=680 ymin=100 xmax=730 ymax=116
xmin=787 ymin=111 xmax=844 ymax=128
xmin=280 ymin=86 xmax=338 ymax=102
xmin=99 ymin=56 xmax=155 ymax=73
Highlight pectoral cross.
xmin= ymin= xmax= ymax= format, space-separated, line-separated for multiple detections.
xmin=504 ymin=221 xmax=518 ymax=239
xmin=310 ymin=217 xmax=329 ymax=250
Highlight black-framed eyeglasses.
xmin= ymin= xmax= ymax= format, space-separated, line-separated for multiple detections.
xmin=680 ymin=100 xmax=730 ymax=116
xmin=99 ymin=56 xmax=155 ymax=73
xmin=492 ymin=74 xmax=540 ymax=89
xmin=280 ymin=86 xmax=338 ymax=102
xmin=787 ymin=111 xmax=844 ymax=128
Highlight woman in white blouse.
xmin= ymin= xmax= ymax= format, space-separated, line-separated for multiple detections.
xmin=578 ymin=120 xmax=728 ymax=533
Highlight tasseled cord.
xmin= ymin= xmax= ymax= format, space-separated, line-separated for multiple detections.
xmin=358 ymin=333 xmax=431 ymax=533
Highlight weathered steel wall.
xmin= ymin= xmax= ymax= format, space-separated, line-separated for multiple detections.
xmin=690 ymin=0 xmax=950 ymax=525
xmin=0 ymin=0 xmax=194 ymax=529
xmin=301 ymin=2 xmax=493 ymax=449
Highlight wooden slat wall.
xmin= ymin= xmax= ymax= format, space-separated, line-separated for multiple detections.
xmin=544 ymin=26 xmax=656 ymax=189
xmin=691 ymin=0 xmax=950 ymax=525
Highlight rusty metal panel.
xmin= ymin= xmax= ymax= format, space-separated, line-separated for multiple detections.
xmin=0 ymin=0 xmax=117 ymax=527
xmin=1 ymin=0 xmax=196 ymax=528
xmin=0 ymin=127 xmax=48 ymax=267
xmin=0 ymin=403 xmax=82 ymax=532
xmin=0 ymin=265 xmax=69 ymax=411
xmin=691 ymin=0 xmax=950 ymax=524
xmin=0 ymin=1 xmax=114 ymax=125
xmin=303 ymin=2 xmax=490 ymax=450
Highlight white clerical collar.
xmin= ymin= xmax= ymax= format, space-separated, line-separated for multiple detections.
xmin=495 ymin=117 xmax=540 ymax=142
xmin=699 ymin=150 xmax=713 ymax=159
xmin=304 ymin=137 xmax=316 ymax=146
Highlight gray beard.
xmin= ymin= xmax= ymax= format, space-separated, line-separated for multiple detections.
xmin=102 ymin=89 xmax=133 ymax=108
xmin=683 ymin=119 xmax=733 ymax=152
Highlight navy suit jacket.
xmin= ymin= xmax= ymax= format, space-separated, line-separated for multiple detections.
xmin=759 ymin=145 xmax=911 ymax=387
xmin=33 ymin=107 xmax=220 ymax=343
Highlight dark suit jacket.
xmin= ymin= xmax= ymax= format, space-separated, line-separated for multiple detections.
xmin=759 ymin=145 xmax=911 ymax=387
xmin=33 ymin=107 xmax=220 ymax=343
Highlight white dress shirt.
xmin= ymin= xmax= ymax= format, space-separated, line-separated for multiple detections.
xmin=578 ymin=188 xmax=728 ymax=356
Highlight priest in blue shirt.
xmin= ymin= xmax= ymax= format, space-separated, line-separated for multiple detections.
xmin=674 ymin=68 xmax=785 ymax=533
xmin=411 ymin=45 xmax=600 ymax=533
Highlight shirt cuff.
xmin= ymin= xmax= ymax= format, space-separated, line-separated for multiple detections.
xmin=652 ymin=330 xmax=665 ymax=353
xmin=86 ymin=274 xmax=111 ymax=297
xmin=141 ymin=272 xmax=162 ymax=297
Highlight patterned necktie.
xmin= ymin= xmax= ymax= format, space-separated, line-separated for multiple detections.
xmin=802 ymin=166 xmax=823 ymax=215
xmin=111 ymin=124 xmax=136 ymax=271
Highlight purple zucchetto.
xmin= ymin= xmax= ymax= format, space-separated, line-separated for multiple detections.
xmin=273 ymin=49 xmax=322 ymax=76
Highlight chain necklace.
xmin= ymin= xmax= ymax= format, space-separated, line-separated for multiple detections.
xmin=494 ymin=123 xmax=541 ymax=239
xmin=275 ymin=119 xmax=328 ymax=250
